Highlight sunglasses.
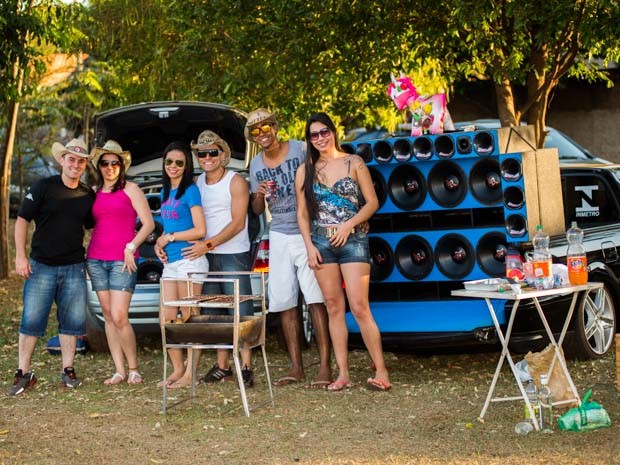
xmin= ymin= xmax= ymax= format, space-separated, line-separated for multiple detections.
xmin=99 ymin=160 xmax=121 ymax=167
xmin=250 ymin=124 xmax=273 ymax=138
xmin=197 ymin=149 xmax=221 ymax=158
xmin=165 ymin=158 xmax=185 ymax=168
xmin=309 ymin=127 xmax=331 ymax=142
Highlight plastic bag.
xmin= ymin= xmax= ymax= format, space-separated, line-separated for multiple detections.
xmin=524 ymin=343 xmax=576 ymax=406
xmin=558 ymin=390 xmax=612 ymax=431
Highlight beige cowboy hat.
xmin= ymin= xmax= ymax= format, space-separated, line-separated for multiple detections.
xmin=244 ymin=108 xmax=278 ymax=140
xmin=190 ymin=130 xmax=231 ymax=167
xmin=90 ymin=140 xmax=132 ymax=170
xmin=51 ymin=138 xmax=90 ymax=164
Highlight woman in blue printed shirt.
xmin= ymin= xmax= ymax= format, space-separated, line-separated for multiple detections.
xmin=154 ymin=141 xmax=207 ymax=389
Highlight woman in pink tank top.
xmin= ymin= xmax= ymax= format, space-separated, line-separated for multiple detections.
xmin=86 ymin=140 xmax=154 ymax=386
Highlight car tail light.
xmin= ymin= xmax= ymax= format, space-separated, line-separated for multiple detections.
xmin=252 ymin=239 xmax=269 ymax=273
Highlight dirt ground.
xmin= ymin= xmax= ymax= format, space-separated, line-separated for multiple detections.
xmin=0 ymin=274 xmax=619 ymax=465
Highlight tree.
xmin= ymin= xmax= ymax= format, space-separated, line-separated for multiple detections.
xmin=0 ymin=0 xmax=85 ymax=278
xmin=410 ymin=0 xmax=620 ymax=146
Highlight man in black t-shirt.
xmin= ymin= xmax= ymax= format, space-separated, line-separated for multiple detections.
xmin=9 ymin=138 xmax=95 ymax=396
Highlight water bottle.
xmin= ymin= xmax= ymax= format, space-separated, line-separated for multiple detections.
xmin=538 ymin=374 xmax=554 ymax=433
xmin=566 ymin=221 xmax=588 ymax=285
xmin=524 ymin=379 xmax=540 ymax=425
xmin=532 ymin=225 xmax=553 ymax=290
xmin=505 ymin=245 xmax=524 ymax=281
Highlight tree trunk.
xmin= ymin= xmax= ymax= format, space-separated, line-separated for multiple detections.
xmin=0 ymin=99 xmax=20 ymax=279
xmin=494 ymin=78 xmax=518 ymax=127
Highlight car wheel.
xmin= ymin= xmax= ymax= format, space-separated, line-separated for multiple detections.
xmin=85 ymin=312 xmax=109 ymax=353
xmin=565 ymin=283 xmax=616 ymax=359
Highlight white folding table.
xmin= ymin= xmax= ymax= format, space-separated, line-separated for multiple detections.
xmin=452 ymin=282 xmax=601 ymax=430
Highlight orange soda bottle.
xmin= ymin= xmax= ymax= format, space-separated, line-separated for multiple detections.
xmin=566 ymin=221 xmax=588 ymax=285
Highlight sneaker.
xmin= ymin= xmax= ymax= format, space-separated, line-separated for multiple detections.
xmin=241 ymin=366 xmax=254 ymax=388
xmin=8 ymin=369 xmax=37 ymax=396
xmin=199 ymin=363 xmax=233 ymax=384
xmin=61 ymin=367 xmax=82 ymax=388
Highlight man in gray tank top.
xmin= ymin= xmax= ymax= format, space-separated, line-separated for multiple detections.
xmin=248 ymin=108 xmax=332 ymax=388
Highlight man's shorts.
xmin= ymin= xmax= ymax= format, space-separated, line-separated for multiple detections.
xmin=20 ymin=260 xmax=87 ymax=337
xmin=162 ymin=256 xmax=209 ymax=279
xmin=268 ymin=231 xmax=324 ymax=313
xmin=87 ymin=259 xmax=137 ymax=293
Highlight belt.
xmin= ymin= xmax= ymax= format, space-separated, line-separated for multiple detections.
xmin=313 ymin=225 xmax=357 ymax=238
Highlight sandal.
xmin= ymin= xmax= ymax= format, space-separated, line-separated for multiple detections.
xmin=327 ymin=379 xmax=354 ymax=392
xmin=366 ymin=377 xmax=392 ymax=391
xmin=103 ymin=372 xmax=126 ymax=386
xmin=127 ymin=370 xmax=143 ymax=384
xmin=306 ymin=380 xmax=332 ymax=390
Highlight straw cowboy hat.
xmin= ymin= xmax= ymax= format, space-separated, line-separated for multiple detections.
xmin=51 ymin=138 xmax=90 ymax=164
xmin=90 ymin=140 xmax=132 ymax=170
xmin=190 ymin=130 xmax=232 ymax=167
xmin=244 ymin=108 xmax=278 ymax=140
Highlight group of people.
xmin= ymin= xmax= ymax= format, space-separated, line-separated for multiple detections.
xmin=8 ymin=107 xmax=392 ymax=396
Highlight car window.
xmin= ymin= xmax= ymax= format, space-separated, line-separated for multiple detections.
xmin=562 ymin=172 xmax=620 ymax=227
xmin=544 ymin=130 xmax=590 ymax=160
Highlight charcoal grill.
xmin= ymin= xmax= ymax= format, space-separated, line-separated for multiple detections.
xmin=160 ymin=272 xmax=272 ymax=416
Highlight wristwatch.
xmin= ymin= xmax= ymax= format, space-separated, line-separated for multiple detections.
xmin=205 ymin=240 xmax=214 ymax=251
xmin=125 ymin=242 xmax=136 ymax=252
xmin=166 ymin=233 xmax=175 ymax=243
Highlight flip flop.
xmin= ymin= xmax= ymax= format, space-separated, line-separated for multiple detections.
xmin=273 ymin=376 xmax=301 ymax=387
xmin=167 ymin=380 xmax=192 ymax=390
xmin=366 ymin=377 xmax=392 ymax=391
xmin=327 ymin=379 xmax=354 ymax=392
xmin=306 ymin=380 xmax=332 ymax=390
xmin=103 ymin=373 xmax=126 ymax=386
xmin=127 ymin=371 xmax=143 ymax=385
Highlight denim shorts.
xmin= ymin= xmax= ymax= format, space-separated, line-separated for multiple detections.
xmin=86 ymin=259 xmax=137 ymax=293
xmin=311 ymin=230 xmax=370 ymax=265
xmin=20 ymin=260 xmax=87 ymax=337
xmin=200 ymin=252 xmax=253 ymax=317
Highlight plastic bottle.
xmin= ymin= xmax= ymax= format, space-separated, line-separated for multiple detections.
xmin=566 ymin=221 xmax=588 ymax=285
xmin=538 ymin=374 xmax=554 ymax=433
xmin=514 ymin=420 xmax=534 ymax=435
xmin=532 ymin=225 xmax=553 ymax=290
xmin=505 ymin=245 xmax=524 ymax=281
xmin=524 ymin=379 xmax=540 ymax=426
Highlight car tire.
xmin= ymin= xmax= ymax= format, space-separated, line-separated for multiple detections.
xmin=564 ymin=283 xmax=616 ymax=359
xmin=85 ymin=311 xmax=109 ymax=353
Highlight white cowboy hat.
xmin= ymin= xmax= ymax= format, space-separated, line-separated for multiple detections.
xmin=90 ymin=140 xmax=131 ymax=170
xmin=190 ymin=130 xmax=232 ymax=167
xmin=51 ymin=138 xmax=90 ymax=164
xmin=244 ymin=108 xmax=278 ymax=140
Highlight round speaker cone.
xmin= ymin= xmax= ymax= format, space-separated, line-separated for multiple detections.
xmin=501 ymin=157 xmax=522 ymax=181
xmin=369 ymin=237 xmax=394 ymax=281
xmin=434 ymin=135 xmax=455 ymax=159
xmin=505 ymin=214 xmax=527 ymax=238
xmin=473 ymin=131 xmax=495 ymax=156
xmin=428 ymin=160 xmax=467 ymax=208
xmin=435 ymin=233 xmax=475 ymax=279
xmin=476 ymin=232 xmax=508 ymax=276
xmin=373 ymin=140 xmax=393 ymax=164
xmin=395 ymin=235 xmax=434 ymax=280
xmin=369 ymin=167 xmax=387 ymax=208
xmin=356 ymin=143 xmax=373 ymax=163
xmin=393 ymin=138 xmax=412 ymax=162
xmin=470 ymin=158 xmax=502 ymax=205
xmin=388 ymin=164 xmax=426 ymax=210
xmin=341 ymin=143 xmax=355 ymax=155
xmin=457 ymin=135 xmax=472 ymax=154
xmin=503 ymin=186 xmax=525 ymax=209
xmin=413 ymin=136 xmax=433 ymax=160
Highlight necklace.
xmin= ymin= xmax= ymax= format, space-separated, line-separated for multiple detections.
xmin=207 ymin=168 xmax=226 ymax=185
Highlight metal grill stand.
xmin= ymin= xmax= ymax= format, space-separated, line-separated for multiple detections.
xmin=160 ymin=272 xmax=273 ymax=416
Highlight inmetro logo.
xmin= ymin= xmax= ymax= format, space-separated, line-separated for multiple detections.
xmin=575 ymin=185 xmax=600 ymax=217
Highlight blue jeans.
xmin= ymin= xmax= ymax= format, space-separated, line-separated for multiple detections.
xmin=86 ymin=259 xmax=137 ymax=293
xmin=20 ymin=260 xmax=87 ymax=337
xmin=311 ymin=231 xmax=370 ymax=265
xmin=201 ymin=252 xmax=253 ymax=317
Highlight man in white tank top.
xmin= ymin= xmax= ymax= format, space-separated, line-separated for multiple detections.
xmin=183 ymin=130 xmax=255 ymax=388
